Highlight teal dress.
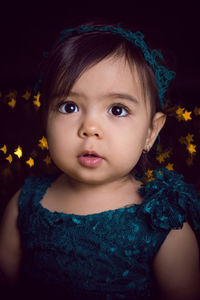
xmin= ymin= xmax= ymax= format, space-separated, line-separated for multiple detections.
xmin=17 ymin=168 xmax=200 ymax=300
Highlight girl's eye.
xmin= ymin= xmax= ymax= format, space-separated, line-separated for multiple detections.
xmin=58 ymin=102 xmax=78 ymax=114
xmin=108 ymin=105 xmax=129 ymax=117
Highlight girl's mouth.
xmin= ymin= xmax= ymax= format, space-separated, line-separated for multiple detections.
xmin=78 ymin=151 xmax=103 ymax=167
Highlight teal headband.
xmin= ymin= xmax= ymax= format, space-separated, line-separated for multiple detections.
xmin=58 ymin=25 xmax=176 ymax=109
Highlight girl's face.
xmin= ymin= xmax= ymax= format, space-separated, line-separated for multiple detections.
xmin=46 ymin=56 xmax=165 ymax=185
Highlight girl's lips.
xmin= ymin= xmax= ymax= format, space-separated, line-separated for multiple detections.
xmin=78 ymin=150 xmax=104 ymax=167
xmin=78 ymin=156 xmax=103 ymax=167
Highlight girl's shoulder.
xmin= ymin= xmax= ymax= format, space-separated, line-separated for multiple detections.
xmin=0 ymin=189 xmax=22 ymax=281
xmin=153 ymin=221 xmax=200 ymax=298
xmin=138 ymin=167 xmax=200 ymax=232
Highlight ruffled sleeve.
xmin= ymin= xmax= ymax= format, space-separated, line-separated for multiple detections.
xmin=138 ymin=167 xmax=200 ymax=231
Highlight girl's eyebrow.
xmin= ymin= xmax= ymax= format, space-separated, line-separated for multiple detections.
xmin=69 ymin=91 xmax=139 ymax=104
xmin=103 ymin=92 xmax=139 ymax=104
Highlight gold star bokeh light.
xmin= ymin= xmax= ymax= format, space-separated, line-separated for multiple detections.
xmin=6 ymin=154 xmax=13 ymax=163
xmin=43 ymin=155 xmax=51 ymax=165
xmin=182 ymin=110 xmax=192 ymax=121
xmin=166 ymin=163 xmax=174 ymax=171
xmin=38 ymin=136 xmax=48 ymax=150
xmin=22 ymin=90 xmax=31 ymax=100
xmin=8 ymin=98 xmax=16 ymax=108
xmin=0 ymin=145 xmax=7 ymax=154
xmin=33 ymin=92 xmax=41 ymax=107
xmin=14 ymin=146 xmax=23 ymax=158
xmin=187 ymin=144 xmax=196 ymax=155
xmin=26 ymin=157 xmax=34 ymax=167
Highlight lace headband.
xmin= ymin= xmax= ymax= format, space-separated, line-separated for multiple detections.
xmin=58 ymin=25 xmax=176 ymax=109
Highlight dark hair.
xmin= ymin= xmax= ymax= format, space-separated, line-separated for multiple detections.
xmin=40 ymin=21 xmax=167 ymax=175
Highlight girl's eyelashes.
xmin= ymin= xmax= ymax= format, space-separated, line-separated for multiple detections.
xmin=108 ymin=104 xmax=130 ymax=117
xmin=58 ymin=101 xmax=79 ymax=114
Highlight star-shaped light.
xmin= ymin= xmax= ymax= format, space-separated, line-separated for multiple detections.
xmin=38 ymin=136 xmax=48 ymax=150
xmin=8 ymin=98 xmax=16 ymax=108
xmin=22 ymin=90 xmax=31 ymax=100
xmin=26 ymin=157 xmax=34 ymax=167
xmin=176 ymin=107 xmax=185 ymax=116
xmin=0 ymin=145 xmax=7 ymax=154
xmin=187 ymin=143 xmax=196 ymax=155
xmin=166 ymin=163 xmax=174 ymax=171
xmin=143 ymin=169 xmax=155 ymax=182
xmin=33 ymin=92 xmax=41 ymax=108
xmin=156 ymin=153 xmax=166 ymax=163
xmin=6 ymin=154 xmax=13 ymax=163
xmin=43 ymin=155 xmax=51 ymax=165
xmin=145 ymin=169 xmax=154 ymax=178
xmin=182 ymin=110 xmax=192 ymax=121
xmin=163 ymin=151 xmax=170 ymax=159
xmin=14 ymin=146 xmax=23 ymax=158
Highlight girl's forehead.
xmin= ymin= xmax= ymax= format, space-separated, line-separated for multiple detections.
xmin=71 ymin=56 xmax=144 ymax=100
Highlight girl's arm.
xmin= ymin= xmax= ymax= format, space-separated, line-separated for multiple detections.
xmin=153 ymin=222 xmax=200 ymax=300
xmin=0 ymin=189 xmax=22 ymax=286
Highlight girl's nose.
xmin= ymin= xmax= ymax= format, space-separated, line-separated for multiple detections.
xmin=78 ymin=122 xmax=103 ymax=139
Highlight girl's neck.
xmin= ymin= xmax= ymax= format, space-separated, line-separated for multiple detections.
xmin=42 ymin=173 xmax=143 ymax=215
xmin=57 ymin=173 xmax=142 ymax=206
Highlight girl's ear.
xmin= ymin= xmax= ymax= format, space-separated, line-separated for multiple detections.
xmin=144 ymin=112 xmax=166 ymax=152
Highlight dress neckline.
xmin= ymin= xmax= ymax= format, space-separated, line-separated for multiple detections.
xmin=34 ymin=173 xmax=142 ymax=219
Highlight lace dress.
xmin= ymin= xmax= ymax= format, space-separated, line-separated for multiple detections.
xmin=17 ymin=168 xmax=200 ymax=300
